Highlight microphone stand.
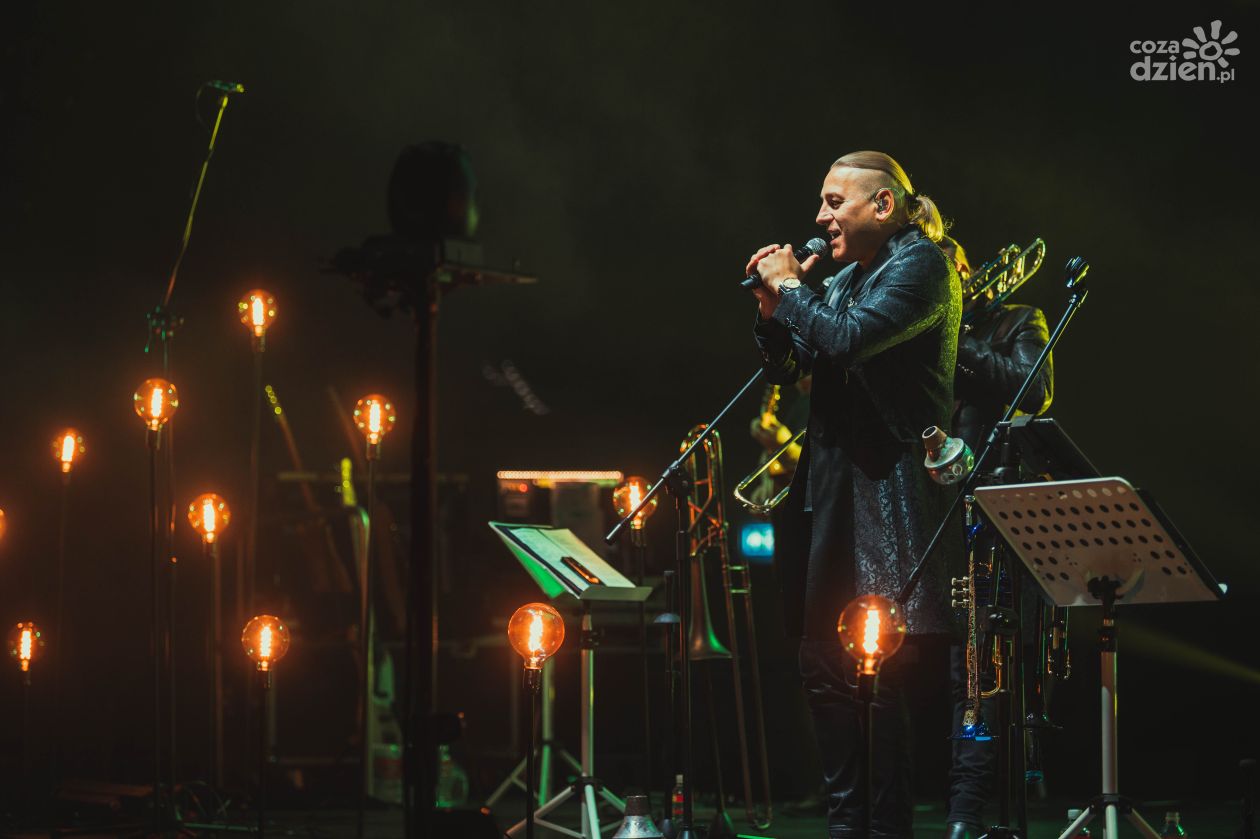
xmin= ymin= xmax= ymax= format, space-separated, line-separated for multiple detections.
xmin=896 ymin=258 xmax=1091 ymax=608
xmin=606 ymin=367 xmax=767 ymax=839
xmin=142 ymin=84 xmax=236 ymax=831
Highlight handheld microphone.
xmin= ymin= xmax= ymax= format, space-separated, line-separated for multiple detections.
xmin=741 ymin=237 xmax=827 ymax=290
xmin=206 ymin=80 xmax=246 ymax=94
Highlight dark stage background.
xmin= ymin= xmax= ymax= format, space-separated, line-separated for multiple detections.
xmin=2 ymin=0 xmax=1258 ymax=817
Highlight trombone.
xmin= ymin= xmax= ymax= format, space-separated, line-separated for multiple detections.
xmin=962 ymin=237 xmax=1047 ymax=324
xmin=733 ymin=429 xmax=805 ymax=516
xmin=680 ymin=425 xmax=774 ymax=830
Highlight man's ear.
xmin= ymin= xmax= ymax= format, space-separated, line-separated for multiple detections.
xmin=873 ymin=187 xmax=896 ymax=220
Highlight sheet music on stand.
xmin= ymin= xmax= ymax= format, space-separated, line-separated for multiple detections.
xmin=973 ymin=476 xmax=1224 ymax=607
xmin=490 ymin=521 xmax=652 ymax=603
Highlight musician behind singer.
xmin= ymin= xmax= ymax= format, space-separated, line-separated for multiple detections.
xmin=939 ymin=235 xmax=1054 ymax=839
xmin=749 ymin=150 xmax=962 ymax=838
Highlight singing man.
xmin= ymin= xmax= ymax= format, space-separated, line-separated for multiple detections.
xmin=749 ymin=150 xmax=962 ymax=837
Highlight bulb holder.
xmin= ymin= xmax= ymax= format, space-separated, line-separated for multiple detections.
xmin=366 ymin=441 xmax=382 ymax=462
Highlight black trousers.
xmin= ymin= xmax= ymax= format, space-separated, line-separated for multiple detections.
xmin=946 ymin=643 xmax=997 ymax=828
xmin=799 ymin=638 xmax=914 ymax=838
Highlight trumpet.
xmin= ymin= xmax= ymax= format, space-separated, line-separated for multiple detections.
xmin=962 ymin=237 xmax=1046 ymax=324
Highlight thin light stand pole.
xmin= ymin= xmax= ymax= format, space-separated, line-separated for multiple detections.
xmin=855 ymin=670 xmax=878 ymax=838
xmin=22 ymin=669 xmax=32 ymax=781
xmin=525 ymin=668 xmax=540 ymax=839
xmin=207 ymin=539 xmax=225 ymax=791
xmin=246 ymin=341 xmax=264 ymax=616
xmin=54 ymin=471 xmax=70 ymax=798
xmin=358 ymin=449 xmax=379 ymax=839
xmin=632 ymin=531 xmax=652 ymax=802
xmin=147 ymin=429 xmax=164 ymax=827
xmin=258 ymin=669 xmax=271 ymax=839
xmin=168 ymin=541 xmax=178 ymax=809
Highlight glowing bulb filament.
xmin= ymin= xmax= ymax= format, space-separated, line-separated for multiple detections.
xmin=368 ymin=403 xmax=382 ymax=436
xmin=19 ymin=629 xmax=32 ymax=662
xmin=251 ymin=297 xmax=265 ymax=329
xmin=150 ymin=387 xmax=164 ymax=419
xmin=259 ymin=625 xmax=273 ymax=660
xmin=528 ymin=613 xmax=544 ymax=656
xmin=60 ymin=434 xmax=75 ymax=465
xmin=202 ymin=500 xmax=217 ymax=541
xmin=862 ymin=608 xmax=881 ymax=656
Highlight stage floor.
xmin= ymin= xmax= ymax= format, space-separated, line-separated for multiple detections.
xmin=5 ymin=798 xmax=1240 ymax=837
xmin=254 ymin=798 xmax=1237 ymax=838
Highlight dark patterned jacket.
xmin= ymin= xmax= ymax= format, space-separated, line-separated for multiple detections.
xmin=754 ymin=225 xmax=963 ymax=637
xmin=952 ymin=304 xmax=1054 ymax=452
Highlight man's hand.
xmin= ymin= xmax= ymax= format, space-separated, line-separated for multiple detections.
xmin=746 ymin=243 xmax=820 ymax=319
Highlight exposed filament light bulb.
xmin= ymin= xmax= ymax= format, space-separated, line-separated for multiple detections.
xmin=133 ymin=378 xmax=179 ymax=433
xmin=7 ymin=621 xmax=44 ymax=674
xmin=353 ymin=394 xmax=397 ymax=457
xmin=237 ymin=289 xmax=278 ymax=346
xmin=188 ymin=493 xmax=231 ymax=545
xmin=52 ymin=428 xmax=86 ymax=474
xmin=837 ymin=594 xmax=907 ymax=677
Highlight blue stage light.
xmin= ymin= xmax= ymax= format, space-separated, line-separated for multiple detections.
xmin=740 ymin=522 xmax=775 ymax=561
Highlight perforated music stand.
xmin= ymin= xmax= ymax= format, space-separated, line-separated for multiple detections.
xmin=488 ymin=522 xmax=652 ymax=838
xmin=974 ymin=477 xmax=1223 ymax=839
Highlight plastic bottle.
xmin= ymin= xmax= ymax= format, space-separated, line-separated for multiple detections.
xmin=1160 ymin=811 xmax=1186 ymax=838
xmin=434 ymin=744 xmax=469 ymax=809
xmin=1065 ymin=808 xmax=1091 ymax=837
xmin=670 ymin=774 xmax=685 ymax=821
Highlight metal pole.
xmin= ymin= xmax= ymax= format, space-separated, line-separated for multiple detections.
xmin=359 ymin=454 xmax=377 ymax=839
xmin=148 ymin=430 xmax=163 ymax=827
xmin=209 ymin=539 xmax=224 ymax=790
xmin=580 ymin=608 xmax=596 ymax=834
xmin=54 ymin=472 xmax=70 ymax=794
xmin=247 ymin=345 xmax=263 ymax=615
xmin=259 ymin=671 xmax=270 ymax=839
xmin=526 ymin=670 xmax=538 ymax=839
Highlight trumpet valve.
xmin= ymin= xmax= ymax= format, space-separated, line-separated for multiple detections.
xmin=950 ymin=577 xmax=971 ymax=608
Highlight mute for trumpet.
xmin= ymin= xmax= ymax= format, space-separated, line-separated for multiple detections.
xmin=922 ymin=426 xmax=974 ymax=485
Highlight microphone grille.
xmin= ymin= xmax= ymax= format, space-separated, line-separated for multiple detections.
xmin=804 ymin=237 xmax=827 ymax=256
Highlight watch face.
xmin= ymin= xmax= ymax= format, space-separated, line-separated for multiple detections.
xmin=781 ymin=279 xmax=801 ymax=292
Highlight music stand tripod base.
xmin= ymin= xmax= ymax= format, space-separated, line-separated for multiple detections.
xmin=488 ymin=522 xmax=649 ymax=838
xmin=974 ymin=476 xmax=1223 ymax=839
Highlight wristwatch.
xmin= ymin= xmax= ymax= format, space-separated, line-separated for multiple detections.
xmin=779 ymin=277 xmax=802 ymax=295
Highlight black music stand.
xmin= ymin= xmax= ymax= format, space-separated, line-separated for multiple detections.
xmin=489 ymin=522 xmax=652 ymax=838
xmin=974 ymin=476 xmax=1223 ymax=839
